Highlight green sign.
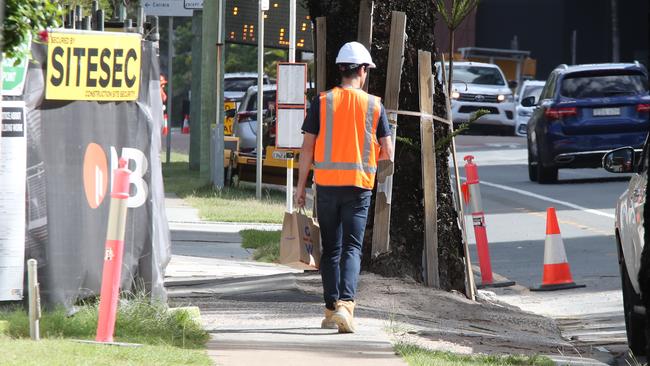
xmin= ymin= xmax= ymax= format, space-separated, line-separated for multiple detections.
xmin=2 ymin=56 xmax=28 ymax=96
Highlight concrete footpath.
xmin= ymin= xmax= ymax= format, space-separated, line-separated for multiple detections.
xmin=164 ymin=194 xmax=610 ymax=366
xmin=164 ymin=194 xmax=406 ymax=366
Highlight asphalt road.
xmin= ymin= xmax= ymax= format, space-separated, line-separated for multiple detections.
xmin=455 ymin=134 xmax=632 ymax=362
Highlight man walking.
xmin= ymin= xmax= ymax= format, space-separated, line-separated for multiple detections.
xmin=295 ymin=42 xmax=393 ymax=333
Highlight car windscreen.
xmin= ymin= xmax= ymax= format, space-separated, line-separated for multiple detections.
xmin=246 ymin=91 xmax=276 ymax=111
xmin=225 ymin=78 xmax=258 ymax=92
xmin=452 ymin=66 xmax=506 ymax=86
xmin=522 ymin=85 xmax=544 ymax=100
xmin=560 ymin=72 xmax=648 ymax=98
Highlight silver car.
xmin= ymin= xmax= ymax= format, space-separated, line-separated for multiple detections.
xmin=514 ymin=80 xmax=545 ymax=136
xmin=225 ymin=72 xmax=271 ymax=105
xmin=603 ymin=140 xmax=648 ymax=355
xmin=234 ymin=84 xmax=278 ymax=152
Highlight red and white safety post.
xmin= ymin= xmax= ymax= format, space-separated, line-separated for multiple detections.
xmin=463 ymin=155 xmax=515 ymax=289
xmin=96 ymin=158 xmax=131 ymax=343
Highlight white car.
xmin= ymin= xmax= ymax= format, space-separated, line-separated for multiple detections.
xmin=603 ymin=141 xmax=648 ymax=356
xmin=225 ymin=72 xmax=271 ymax=104
xmin=514 ymin=80 xmax=545 ymax=136
xmin=234 ymin=84 xmax=278 ymax=153
xmin=444 ymin=62 xmax=517 ymax=135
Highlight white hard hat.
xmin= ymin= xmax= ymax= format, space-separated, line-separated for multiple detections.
xmin=335 ymin=42 xmax=376 ymax=68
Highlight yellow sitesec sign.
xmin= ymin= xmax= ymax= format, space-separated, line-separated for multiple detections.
xmin=46 ymin=31 xmax=141 ymax=101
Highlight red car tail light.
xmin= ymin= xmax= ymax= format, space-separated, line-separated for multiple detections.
xmin=545 ymin=107 xmax=577 ymax=120
xmin=636 ymin=104 xmax=650 ymax=113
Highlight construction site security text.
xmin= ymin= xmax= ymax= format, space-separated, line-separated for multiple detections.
xmin=46 ymin=31 xmax=142 ymax=101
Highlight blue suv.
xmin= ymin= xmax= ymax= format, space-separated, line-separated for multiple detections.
xmin=526 ymin=63 xmax=650 ymax=183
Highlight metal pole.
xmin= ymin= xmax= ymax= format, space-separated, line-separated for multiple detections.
xmin=166 ymin=17 xmax=174 ymax=164
xmin=27 ymin=259 xmax=40 ymax=341
xmin=212 ymin=0 xmax=226 ymax=188
xmin=286 ymin=0 xmax=297 ymax=211
xmin=289 ymin=0 xmax=296 ymax=63
xmin=256 ymin=2 xmax=265 ymax=200
xmin=571 ymin=30 xmax=577 ymax=65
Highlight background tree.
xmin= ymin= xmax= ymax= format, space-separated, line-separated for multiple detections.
xmin=2 ymin=0 xmax=63 ymax=153
xmin=304 ymin=0 xmax=466 ymax=291
xmin=434 ymin=0 xmax=480 ymax=96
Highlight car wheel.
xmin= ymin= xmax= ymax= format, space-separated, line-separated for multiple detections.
xmin=528 ymin=144 xmax=538 ymax=182
xmin=618 ymin=235 xmax=647 ymax=355
xmin=536 ymin=142 xmax=558 ymax=184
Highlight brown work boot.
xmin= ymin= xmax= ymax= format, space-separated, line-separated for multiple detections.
xmin=321 ymin=308 xmax=338 ymax=329
xmin=332 ymin=300 xmax=356 ymax=333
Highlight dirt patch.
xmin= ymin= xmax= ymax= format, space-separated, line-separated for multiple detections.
xmin=296 ymin=272 xmax=577 ymax=356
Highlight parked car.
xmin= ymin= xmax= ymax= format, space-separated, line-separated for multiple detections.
xmin=441 ymin=61 xmax=517 ymax=135
xmin=527 ymin=62 xmax=650 ymax=183
xmin=235 ymin=83 xmax=315 ymax=153
xmin=514 ymin=80 xmax=545 ymax=136
xmin=224 ymin=72 xmax=271 ymax=104
xmin=234 ymin=84 xmax=278 ymax=153
xmin=602 ymin=140 xmax=649 ymax=355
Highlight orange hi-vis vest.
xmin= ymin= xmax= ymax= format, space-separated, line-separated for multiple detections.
xmin=314 ymin=87 xmax=381 ymax=189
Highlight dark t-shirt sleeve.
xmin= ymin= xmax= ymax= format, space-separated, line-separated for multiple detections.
xmin=301 ymin=95 xmax=391 ymax=139
xmin=376 ymin=104 xmax=391 ymax=139
xmin=301 ymin=97 xmax=320 ymax=135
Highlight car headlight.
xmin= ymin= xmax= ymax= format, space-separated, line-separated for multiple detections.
xmin=498 ymin=94 xmax=514 ymax=102
xmin=451 ymin=91 xmax=460 ymax=99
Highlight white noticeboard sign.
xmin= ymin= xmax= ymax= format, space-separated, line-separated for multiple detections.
xmin=0 ymin=100 xmax=27 ymax=301
xmin=276 ymin=109 xmax=306 ymax=149
xmin=277 ymin=63 xmax=307 ymax=105
xmin=276 ymin=63 xmax=307 ymax=149
xmin=143 ymin=0 xmax=194 ymax=17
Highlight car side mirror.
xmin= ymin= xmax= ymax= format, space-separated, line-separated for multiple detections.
xmin=521 ymin=96 xmax=536 ymax=107
xmin=508 ymin=80 xmax=518 ymax=89
xmin=225 ymin=109 xmax=237 ymax=118
xmin=603 ymin=147 xmax=636 ymax=173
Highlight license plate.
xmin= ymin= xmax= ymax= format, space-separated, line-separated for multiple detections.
xmin=593 ymin=107 xmax=620 ymax=116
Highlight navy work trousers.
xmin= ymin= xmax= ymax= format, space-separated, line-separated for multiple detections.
xmin=316 ymin=186 xmax=372 ymax=309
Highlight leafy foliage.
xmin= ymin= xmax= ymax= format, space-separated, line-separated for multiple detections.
xmin=433 ymin=0 xmax=479 ymax=30
xmin=2 ymin=0 xmax=63 ymax=59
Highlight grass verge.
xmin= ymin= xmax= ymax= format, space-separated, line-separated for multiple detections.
xmin=0 ymin=338 xmax=212 ymax=366
xmin=163 ymin=152 xmax=285 ymax=223
xmin=240 ymin=229 xmax=282 ymax=262
xmin=0 ymin=293 xmax=209 ymax=348
xmin=395 ymin=343 xmax=554 ymax=366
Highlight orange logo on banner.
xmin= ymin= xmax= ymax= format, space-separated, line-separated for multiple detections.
xmin=83 ymin=143 xmax=108 ymax=209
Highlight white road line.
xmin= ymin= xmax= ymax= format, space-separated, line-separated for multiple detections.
xmin=478 ymin=179 xmax=615 ymax=219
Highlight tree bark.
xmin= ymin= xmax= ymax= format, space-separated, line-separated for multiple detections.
xmin=305 ymin=0 xmax=466 ymax=292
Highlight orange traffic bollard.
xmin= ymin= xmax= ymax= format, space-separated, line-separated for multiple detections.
xmin=96 ymin=158 xmax=131 ymax=343
xmin=464 ymin=155 xmax=515 ymax=289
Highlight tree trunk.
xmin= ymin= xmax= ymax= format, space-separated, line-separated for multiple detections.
xmin=305 ymin=0 xmax=466 ymax=292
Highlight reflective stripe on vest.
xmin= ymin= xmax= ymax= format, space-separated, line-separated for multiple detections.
xmin=314 ymin=88 xmax=380 ymax=188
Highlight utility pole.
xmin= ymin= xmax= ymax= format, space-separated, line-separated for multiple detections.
xmin=189 ymin=11 xmax=203 ymax=170
xmin=165 ymin=16 xmax=173 ymax=164
xmin=200 ymin=0 xmax=218 ymax=181
xmin=571 ymin=30 xmax=577 ymax=65
xmin=212 ymin=0 xmax=225 ymax=188
xmin=256 ymin=0 xmax=268 ymax=199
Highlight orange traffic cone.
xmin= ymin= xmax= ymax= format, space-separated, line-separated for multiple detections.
xmin=530 ymin=207 xmax=585 ymax=291
xmin=182 ymin=114 xmax=190 ymax=134
xmin=162 ymin=112 xmax=169 ymax=136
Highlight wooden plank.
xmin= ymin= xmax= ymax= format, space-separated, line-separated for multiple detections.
xmin=440 ymin=54 xmax=476 ymax=301
xmin=418 ymin=50 xmax=439 ymax=288
xmin=372 ymin=11 xmax=406 ymax=257
xmin=357 ymin=0 xmax=373 ymax=92
xmin=315 ymin=17 xmax=327 ymax=94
